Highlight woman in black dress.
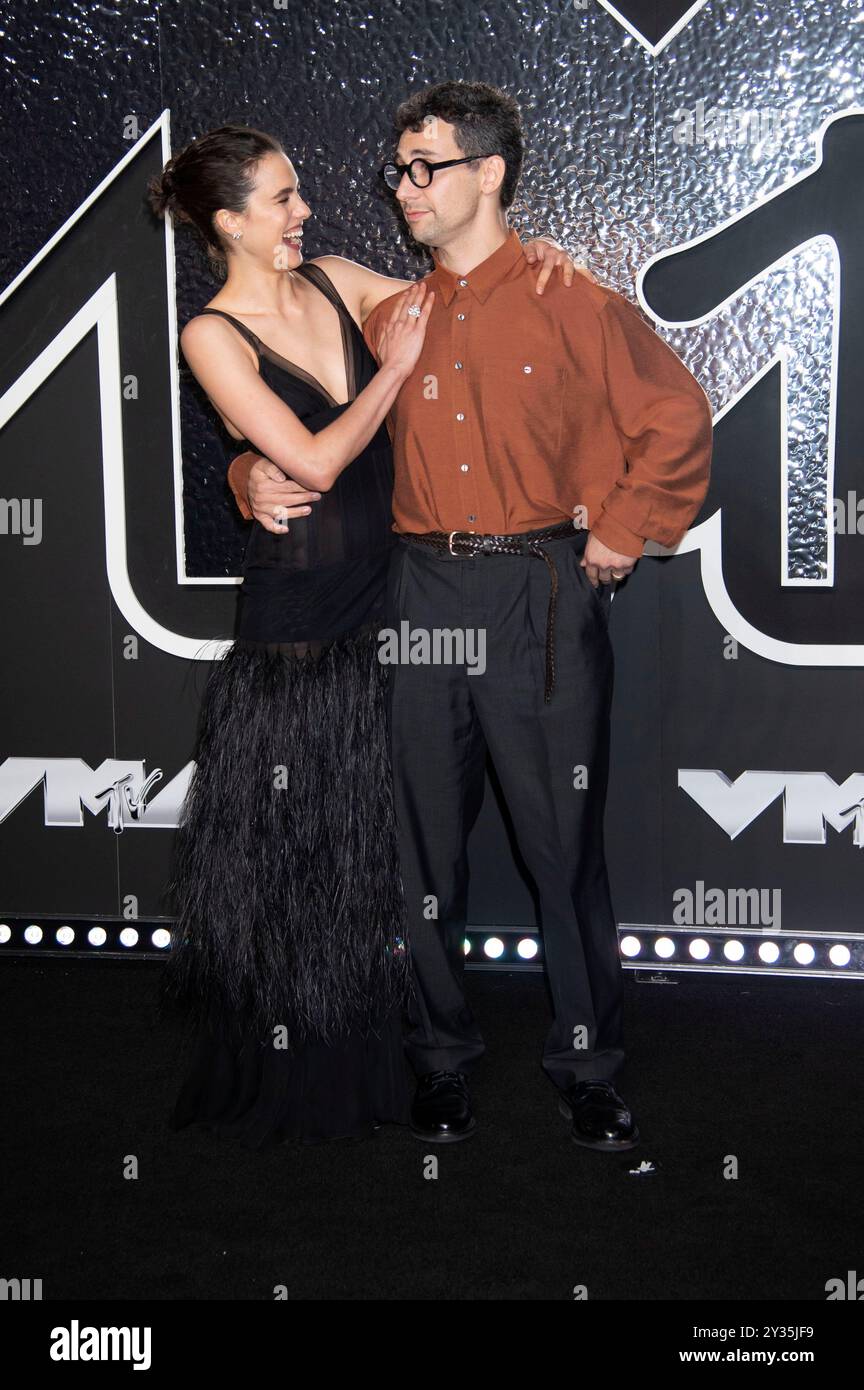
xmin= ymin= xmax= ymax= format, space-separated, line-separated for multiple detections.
xmin=148 ymin=124 xmax=580 ymax=1150
xmin=148 ymin=125 xmax=435 ymax=1149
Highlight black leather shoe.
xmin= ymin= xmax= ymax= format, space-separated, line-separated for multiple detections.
xmin=558 ymin=1080 xmax=639 ymax=1151
xmin=410 ymin=1069 xmax=476 ymax=1142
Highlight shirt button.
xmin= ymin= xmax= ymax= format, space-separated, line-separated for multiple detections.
xmin=456 ymin=412 xmax=465 ymax=421
xmin=461 ymin=464 xmax=469 ymax=472
xmin=523 ymin=364 xmax=532 ymax=373
xmin=457 ymin=313 xmax=465 ymax=321
xmin=458 ymin=278 xmax=468 ymax=287
xmin=468 ymin=514 xmax=476 ymax=522
xmin=454 ymin=361 xmax=463 ymax=370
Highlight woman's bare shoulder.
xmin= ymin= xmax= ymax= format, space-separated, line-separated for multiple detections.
xmin=179 ymin=310 xmax=258 ymax=371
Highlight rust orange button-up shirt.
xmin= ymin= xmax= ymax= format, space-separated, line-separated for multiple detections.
xmin=360 ymin=228 xmax=712 ymax=558
xmin=227 ymin=229 xmax=713 ymax=557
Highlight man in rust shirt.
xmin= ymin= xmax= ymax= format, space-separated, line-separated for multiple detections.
xmin=228 ymin=81 xmax=713 ymax=1151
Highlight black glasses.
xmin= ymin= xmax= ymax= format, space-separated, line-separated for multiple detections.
xmin=379 ymin=154 xmax=501 ymax=191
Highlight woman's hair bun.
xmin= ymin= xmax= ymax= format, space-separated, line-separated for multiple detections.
xmin=146 ymin=162 xmax=180 ymax=220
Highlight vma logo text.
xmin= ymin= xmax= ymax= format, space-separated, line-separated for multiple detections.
xmin=679 ymin=770 xmax=864 ymax=846
xmin=0 ymin=758 xmax=193 ymax=832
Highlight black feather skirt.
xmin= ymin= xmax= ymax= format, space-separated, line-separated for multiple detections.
xmin=162 ymin=620 xmax=413 ymax=1148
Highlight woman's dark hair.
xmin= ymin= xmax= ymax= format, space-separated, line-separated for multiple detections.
xmin=393 ymin=80 xmax=524 ymax=209
xmin=146 ymin=124 xmax=284 ymax=264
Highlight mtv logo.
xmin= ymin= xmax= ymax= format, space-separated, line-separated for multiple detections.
xmin=679 ymin=769 xmax=864 ymax=846
xmin=596 ymin=1 xmax=710 ymax=56
xmin=0 ymin=758 xmax=194 ymax=832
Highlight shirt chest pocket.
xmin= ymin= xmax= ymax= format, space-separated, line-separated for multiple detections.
xmin=477 ymin=356 xmax=567 ymax=464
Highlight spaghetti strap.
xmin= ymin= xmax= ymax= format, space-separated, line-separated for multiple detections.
xmin=196 ymin=308 xmax=262 ymax=355
xmin=296 ymin=261 xmax=350 ymax=320
xmin=295 ymin=262 xmax=358 ymax=402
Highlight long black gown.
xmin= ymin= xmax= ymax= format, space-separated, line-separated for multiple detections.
xmin=163 ymin=261 xmax=412 ymax=1149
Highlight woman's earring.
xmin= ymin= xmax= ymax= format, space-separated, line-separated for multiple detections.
xmin=232 ymin=231 xmax=242 ymax=240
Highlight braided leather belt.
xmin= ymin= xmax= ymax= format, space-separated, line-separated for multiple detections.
xmin=400 ymin=520 xmax=580 ymax=703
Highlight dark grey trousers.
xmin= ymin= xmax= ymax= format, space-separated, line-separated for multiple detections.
xmin=383 ymin=528 xmax=625 ymax=1091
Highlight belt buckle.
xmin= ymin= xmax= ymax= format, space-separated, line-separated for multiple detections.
xmin=448 ymin=529 xmax=470 ymax=555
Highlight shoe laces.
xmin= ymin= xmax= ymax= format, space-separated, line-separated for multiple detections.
xmin=421 ymin=1069 xmax=467 ymax=1090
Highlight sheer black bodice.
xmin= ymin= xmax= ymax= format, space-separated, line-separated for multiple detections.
xmin=198 ymin=261 xmax=397 ymax=644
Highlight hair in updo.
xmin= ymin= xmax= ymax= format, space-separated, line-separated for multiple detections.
xmin=146 ymin=124 xmax=284 ymax=267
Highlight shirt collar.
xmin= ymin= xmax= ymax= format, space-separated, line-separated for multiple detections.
xmin=428 ymin=228 xmax=525 ymax=306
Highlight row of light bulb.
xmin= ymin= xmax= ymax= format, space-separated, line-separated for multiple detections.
xmin=0 ymin=925 xmax=855 ymax=969
xmin=0 ymin=923 xmax=172 ymax=949
xmin=619 ymin=935 xmax=852 ymax=967
xmin=466 ymin=934 xmax=853 ymax=967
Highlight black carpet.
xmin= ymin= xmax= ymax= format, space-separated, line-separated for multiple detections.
xmin=2 ymin=957 xmax=862 ymax=1302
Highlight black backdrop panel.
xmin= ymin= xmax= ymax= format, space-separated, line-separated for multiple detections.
xmin=1 ymin=0 xmax=861 ymax=945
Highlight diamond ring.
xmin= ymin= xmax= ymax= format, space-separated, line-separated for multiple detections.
xmin=407 ymin=304 xmax=422 ymax=317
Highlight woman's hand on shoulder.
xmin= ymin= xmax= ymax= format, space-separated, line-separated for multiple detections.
xmin=374 ymin=281 xmax=434 ymax=378
xmin=522 ymin=237 xmax=599 ymax=295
